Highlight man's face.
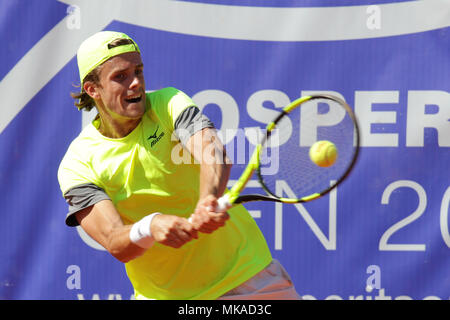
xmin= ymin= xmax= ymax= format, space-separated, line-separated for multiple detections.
xmin=87 ymin=51 xmax=146 ymax=121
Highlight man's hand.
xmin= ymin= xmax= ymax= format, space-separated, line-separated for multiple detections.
xmin=189 ymin=195 xmax=230 ymax=234
xmin=150 ymin=214 xmax=198 ymax=248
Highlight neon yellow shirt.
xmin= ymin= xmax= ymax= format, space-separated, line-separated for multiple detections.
xmin=58 ymin=87 xmax=272 ymax=299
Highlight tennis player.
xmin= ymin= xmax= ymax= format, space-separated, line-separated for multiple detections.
xmin=57 ymin=31 xmax=300 ymax=300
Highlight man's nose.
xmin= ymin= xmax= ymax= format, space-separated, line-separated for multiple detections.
xmin=130 ymin=74 xmax=143 ymax=89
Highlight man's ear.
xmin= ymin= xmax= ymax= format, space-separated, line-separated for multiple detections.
xmin=83 ymin=81 xmax=101 ymax=100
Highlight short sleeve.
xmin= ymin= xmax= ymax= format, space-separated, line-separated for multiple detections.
xmin=63 ymin=183 xmax=111 ymax=226
xmin=174 ymin=106 xmax=215 ymax=145
xmin=57 ymin=139 xmax=103 ymax=196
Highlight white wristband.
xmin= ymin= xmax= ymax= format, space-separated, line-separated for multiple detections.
xmin=129 ymin=213 xmax=161 ymax=249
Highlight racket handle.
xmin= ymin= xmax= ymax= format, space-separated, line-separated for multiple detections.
xmin=216 ymin=194 xmax=231 ymax=212
xmin=187 ymin=195 xmax=231 ymax=223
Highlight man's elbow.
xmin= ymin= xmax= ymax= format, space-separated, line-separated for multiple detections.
xmin=108 ymin=241 xmax=146 ymax=263
xmin=111 ymin=249 xmax=140 ymax=263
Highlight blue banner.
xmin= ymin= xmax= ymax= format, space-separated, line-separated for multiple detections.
xmin=0 ymin=0 xmax=449 ymax=300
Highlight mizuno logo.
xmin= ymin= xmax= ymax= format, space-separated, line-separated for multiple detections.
xmin=148 ymin=125 xmax=165 ymax=147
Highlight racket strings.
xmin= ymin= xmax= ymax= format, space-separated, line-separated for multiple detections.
xmin=258 ymin=98 xmax=357 ymax=200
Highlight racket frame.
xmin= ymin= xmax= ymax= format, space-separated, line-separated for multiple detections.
xmin=220 ymin=94 xmax=360 ymax=208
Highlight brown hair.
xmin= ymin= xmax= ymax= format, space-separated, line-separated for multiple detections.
xmin=71 ymin=38 xmax=137 ymax=112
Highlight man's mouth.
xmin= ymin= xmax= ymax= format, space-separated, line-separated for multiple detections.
xmin=125 ymin=94 xmax=142 ymax=103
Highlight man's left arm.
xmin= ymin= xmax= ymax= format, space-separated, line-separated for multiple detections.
xmin=185 ymin=127 xmax=232 ymax=233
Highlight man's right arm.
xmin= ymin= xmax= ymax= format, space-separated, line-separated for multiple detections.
xmin=75 ymin=200 xmax=198 ymax=263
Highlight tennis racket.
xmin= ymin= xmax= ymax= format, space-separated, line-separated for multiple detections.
xmin=215 ymin=93 xmax=360 ymax=212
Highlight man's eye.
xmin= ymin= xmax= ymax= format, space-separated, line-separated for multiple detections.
xmin=115 ymin=73 xmax=126 ymax=81
xmin=135 ymin=69 xmax=143 ymax=76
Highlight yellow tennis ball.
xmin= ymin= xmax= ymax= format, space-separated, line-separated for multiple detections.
xmin=309 ymin=140 xmax=338 ymax=167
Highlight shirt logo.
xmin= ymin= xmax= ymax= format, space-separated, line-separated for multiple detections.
xmin=148 ymin=125 xmax=165 ymax=147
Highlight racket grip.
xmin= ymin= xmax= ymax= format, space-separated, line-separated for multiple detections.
xmin=216 ymin=194 xmax=231 ymax=212
xmin=187 ymin=195 xmax=231 ymax=223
